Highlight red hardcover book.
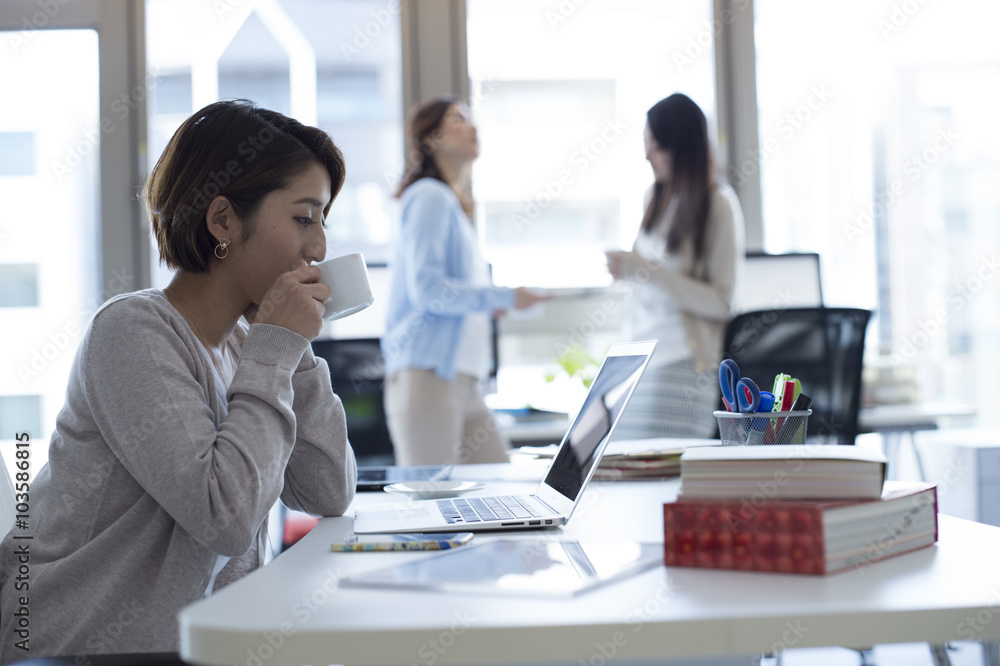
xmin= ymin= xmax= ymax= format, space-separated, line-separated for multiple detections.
xmin=663 ymin=482 xmax=938 ymax=575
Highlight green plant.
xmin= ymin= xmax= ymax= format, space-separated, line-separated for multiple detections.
xmin=544 ymin=343 xmax=601 ymax=389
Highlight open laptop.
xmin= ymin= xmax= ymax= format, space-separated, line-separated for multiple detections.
xmin=354 ymin=340 xmax=656 ymax=534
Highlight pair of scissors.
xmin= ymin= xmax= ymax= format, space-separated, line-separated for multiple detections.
xmin=737 ymin=377 xmax=762 ymax=413
xmin=719 ymin=359 xmax=761 ymax=413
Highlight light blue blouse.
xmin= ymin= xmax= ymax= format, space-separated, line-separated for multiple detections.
xmin=381 ymin=178 xmax=515 ymax=381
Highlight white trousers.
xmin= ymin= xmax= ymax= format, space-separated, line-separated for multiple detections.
xmin=384 ymin=369 xmax=510 ymax=466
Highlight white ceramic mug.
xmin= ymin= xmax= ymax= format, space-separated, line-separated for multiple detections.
xmin=316 ymin=252 xmax=374 ymax=321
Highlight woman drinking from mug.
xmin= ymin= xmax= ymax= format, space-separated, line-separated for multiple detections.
xmin=0 ymin=100 xmax=356 ymax=661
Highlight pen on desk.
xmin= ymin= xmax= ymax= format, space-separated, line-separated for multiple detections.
xmin=776 ymin=393 xmax=813 ymax=443
xmin=771 ymin=373 xmax=790 ymax=410
xmin=782 ymin=380 xmax=799 ymax=411
xmin=747 ymin=391 xmax=775 ymax=446
xmin=770 ymin=378 xmax=799 ymax=442
xmin=788 ymin=392 xmax=813 ymax=412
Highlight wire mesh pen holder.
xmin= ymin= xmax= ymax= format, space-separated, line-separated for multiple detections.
xmin=714 ymin=409 xmax=812 ymax=446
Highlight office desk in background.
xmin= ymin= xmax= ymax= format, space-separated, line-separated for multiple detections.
xmin=502 ymin=416 xmax=569 ymax=447
xmin=180 ymin=462 xmax=1000 ymax=666
xmin=859 ymin=403 xmax=977 ymax=480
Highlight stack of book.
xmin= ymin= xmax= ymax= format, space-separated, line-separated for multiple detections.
xmin=592 ymin=446 xmax=684 ymax=480
xmin=663 ymin=445 xmax=938 ymax=575
xmin=518 ymin=440 xmax=719 ymax=481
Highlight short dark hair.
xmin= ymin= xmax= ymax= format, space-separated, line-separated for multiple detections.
xmin=144 ymin=99 xmax=347 ymax=272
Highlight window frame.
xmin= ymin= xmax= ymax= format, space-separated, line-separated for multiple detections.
xmin=2 ymin=0 xmax=765 ymax=296
xmin=403 ymin=0 xmax=764 ymax=253
xmin=0 ymin=0 xmax=149 ymax=295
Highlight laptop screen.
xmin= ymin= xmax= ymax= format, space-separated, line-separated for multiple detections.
xmin=542 ymin=351 xmax=649 ymax=501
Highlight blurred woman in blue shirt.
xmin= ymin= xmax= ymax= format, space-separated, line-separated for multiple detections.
xmin=382 ymin=96 xmax=546 ymax=465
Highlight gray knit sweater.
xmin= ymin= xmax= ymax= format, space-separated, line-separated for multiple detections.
xmin=0 ymin=290 xmax=356 ymax=662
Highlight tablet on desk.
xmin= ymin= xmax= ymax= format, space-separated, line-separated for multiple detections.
xmin=356 ymin=465 xmax=451 ymax=491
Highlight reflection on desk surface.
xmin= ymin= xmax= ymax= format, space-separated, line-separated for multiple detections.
xmin=339 ymin=539 xmax=663 ymax=597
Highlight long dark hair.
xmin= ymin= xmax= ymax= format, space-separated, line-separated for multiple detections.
xmin=394 ymin=95 xmax=462 ymax=199
xmin=640 ymin=93 xmax=716 ymax=262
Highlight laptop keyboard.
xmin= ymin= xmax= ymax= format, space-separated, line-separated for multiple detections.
xmin=436 ymin=495 xmax=543 ymax=524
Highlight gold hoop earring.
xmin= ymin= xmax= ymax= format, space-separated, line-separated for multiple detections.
xmin=214 ymin=238 xmax=230 ymax=260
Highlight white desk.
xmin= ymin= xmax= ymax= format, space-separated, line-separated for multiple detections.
xmin=859 ymin=404 xmax=978 ymax=480
xmin=858 ymin=403 xmax=977 ymax=431
xmin=180 ymin=464 xmax=1000 ymax=666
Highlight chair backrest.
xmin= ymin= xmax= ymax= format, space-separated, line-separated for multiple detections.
xmin=740 ymin=252 xmax=823 ymax=313
xmin=311 ymin=337 xmax=395 ymax=465
xmin=723 ymin=307 xmax=871 ymax=444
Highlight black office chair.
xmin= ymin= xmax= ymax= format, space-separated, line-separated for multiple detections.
xmin=311 ymin=337 xmax=395 ymax=466
xmin=722 ymin=307 xmax=871 ymax=445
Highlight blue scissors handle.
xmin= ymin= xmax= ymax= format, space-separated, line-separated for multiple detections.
xmin=719 ymin=359 xmax=740 ymax=412
xmin=736 ymin=377 xmax=761 ymax=413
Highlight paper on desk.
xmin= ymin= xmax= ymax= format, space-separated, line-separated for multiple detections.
xmin=513 ymin=438 xmax=720 ymax=480
xmin=515 ymin=438 xmax=719 ymax=459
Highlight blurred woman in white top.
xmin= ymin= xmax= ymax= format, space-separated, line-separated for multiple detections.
xmin=606 ymin=93 xmax=745 ymax=438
